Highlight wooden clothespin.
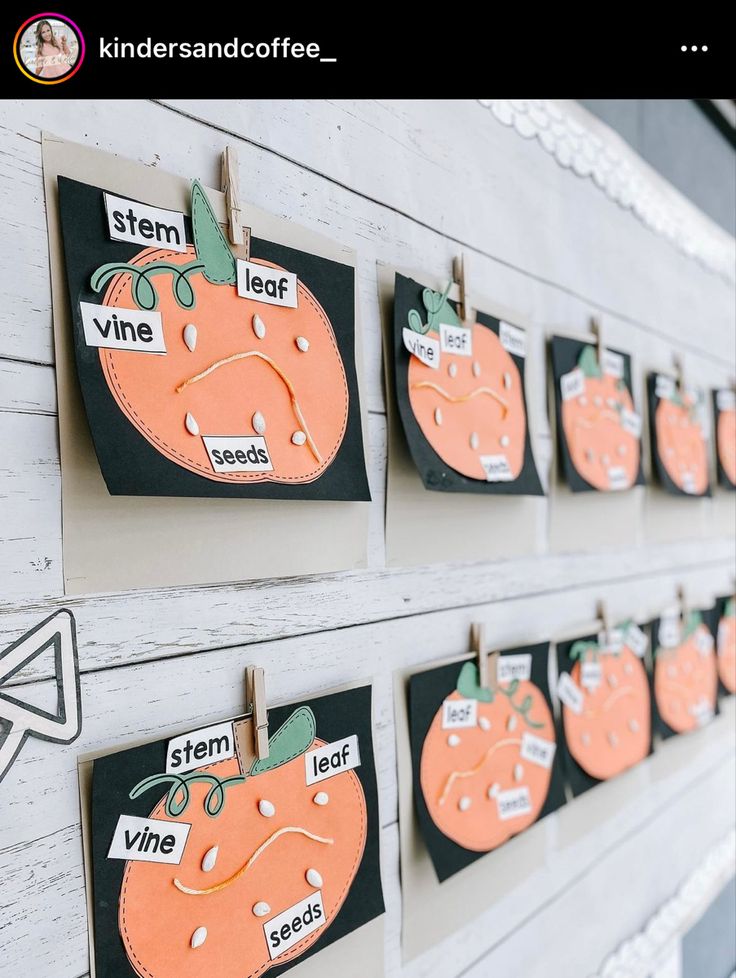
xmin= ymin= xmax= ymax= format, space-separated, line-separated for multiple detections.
xmin=673 ymin=352 xmax=686 ymax=394
xmin=590 ymin=316 xmax=604 ymax=366
xmin=677 ymin=584 xmax=689 ymax=624
xmin=470 ymin=622 xmax=498 ymax=690
xmin=246 ymin=665 xmax=269 ymax=760
xmin=221 ymin=146 xmax=251 ymax=258
xmin=453 ymin=254 xmax=473 ymax=325
xmin=597 ymin=599 xmax=611 ymax=642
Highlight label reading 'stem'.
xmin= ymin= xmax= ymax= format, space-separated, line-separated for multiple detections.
xmin=203 ymin=436 xmax=273 ymax=473
xmin=520 ymin=732 xmax=556 ymax=769
xmin=601 ymin=349 xmax=624 ymax=379
xmin=655 ymin=374 xmax=676 ymax=400
xmin=499 ymin=321 xmax=526 ymax=358
xmin=439 ymin=322 xmax=472 ymax=357
xmin=402 ymin=327 xmax=439 ymax=369
xmin=561 ymin=367 xmax=586 ymax=401
xmin=236 ymin=259 xmax=298 ymax=308
xmin=104 ymin=192 xmax=187 ymax=253
xmin=497 ymin=654 xmax=532 ymax=684
xmin=265 ymin=891 xmax=325 ymax=959
xmin=556 ymin=672 xmax=584 ymax=714
xmin=479 ymin=454 xmax=513 ymax=482
xmin=166 ymin=720 xmax=235 ymax=774
xmin=80 ymin=301 xmax=166 ymax=354
xmin=107 ymin=815 xmax=191 ymax=864
xmin=442 ymin=698 xmax=478 ymax=729
xmin=305 ymin=735 xmax=361 ymax=785
xmin=496 ymin=786 xmax=532 ymax=820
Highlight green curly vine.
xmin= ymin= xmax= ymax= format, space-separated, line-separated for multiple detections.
xmin=456 ymin=661 xmax=545 ymax=729
xmin=130 ymin=771 xmax=246 ymax=818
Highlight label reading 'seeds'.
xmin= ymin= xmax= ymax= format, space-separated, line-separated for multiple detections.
xmin=264 ymin=891 xmax=325 ymax=959
xmin=561 ymin=367 xmax=585 ymax=401
xmin=497 ymin=654 xmax=532 ymax=684
xmin=520 ymin=731 xmax=556 ymax=769
xmin=236 ymin=259 xmax=298 ymax=308
xmin=403 ymin=327 xmax=440 ymax=369
xmin=80 ymin=301 xmax=166 ymax=354
xmin=499 ymin=321 xmax=526 ymax=358
xmin=202 ymin=436 xmax=273 ymax=473
xmin=442 ymin=698 xmax=478 ymax=729
xmin=439 ymin=322 xmax=472 ymax=357
xmin=608 ymin=466 xmax=630 ymax=491
xmin=104 ymin=192 xmax=187 ymax=253
xmin=107 ymin=815 xmax=191 ymax=864
xmin=496 ymin=786 xmax=532 ymax=820
xmin=305 ymin=735 xmax=361 ymax=785
xmin=479 ymin=454 xmax=513 ymax=482
xmin=166 ymin=720 xmax=235 ymax=774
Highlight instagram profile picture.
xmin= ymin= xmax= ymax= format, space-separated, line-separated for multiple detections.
xmin=14 ymin=14 xmax=85 ymax=84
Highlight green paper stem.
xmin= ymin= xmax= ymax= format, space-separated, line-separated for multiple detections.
xmin=191 ymin=179 xmax=237 ymax=286
xmin=578 ymin=344 xmax=602 ymax=379
xmin=130 ymin=771 xmax=246 ymax=818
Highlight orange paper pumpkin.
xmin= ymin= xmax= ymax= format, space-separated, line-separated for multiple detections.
xmin=716 ymin=405 xmax=736 ymax=487
xmin=560 ymin=346 xmax=640 ymax=491
xmin=119 ymin=707 xmax=366 ymax=978
xmin=88 ymin=182 xmax=350 ymax=487
xmin=654 ymin=613 xmax=718 ymax=733
xmin=561 ymin=636 xmax=650 ymax=781
xmin=717 ymin=599 xmax=736 ymax=694
xmin=419 ymin=662 xmax=555 ymax=852
xmin=654 ymin=391 xmax=709 ymax=495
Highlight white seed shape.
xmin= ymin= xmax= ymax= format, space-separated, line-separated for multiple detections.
xmin=306 ymin=868 xmax=323 ymax=888
xmin=478 ymin=716 xmax=491 ymax=731
xmin=503 ymin=371 xmax=512 ymax=389
xmin=191 ymin=927 xmax=207 ymax=949
xmin=291 ymin=430 xmax=307 ymax=446
xmin=458 ymin=796 xmax=472 ymax=812
xmin=617 ymin=444 xmax=627 ymax=456
xmin=201 ymin=846 xmax=218 ymax=873
xmin=581 ymin=732 xmax=591 ymax=747
xmin=253 ymin=902 xmax=271 ymax=917
xmin=578 ymin=395 xmax=588 ymax=407
xmin=469 ymin=432 xmax=480 ymax=450
xmin=513 ymin=763 xmax=524 ymax=782
xmin=606 ymin=397 xmax=618 ymax=408
xmin=601 ymin=453 xmax=610 ymax=465
xmin=628 ymin=718 xmax=640 ymax=733
xmin=253 ymin=314 xmax=266 ymax=339
xmin=295 ymin=336 xmax=310 ymax=352
xmin=448 ymin=362 xmax=457 ymax=378
xmin=447 ymin=734 xmax=461 ymax=747
xmin=608 ymin=673 xmax=619 ymax=688
xmin=683 ymin=661 xmax=693 ymax=674
xmin=313 ymin=792 xmax=329 ymax=806
xmin=607 ymin=731 xmax=619 ymax=748
xmin=185 ymin=412 xmax=200 ymax=436
xmin=624 ymin=662 xmax=633 ymax=675
xmin=487 ymin=783 xmax=500 ymax=799
xmin=258 ymin=799 xmax=275 ymax=818
xmin=252 ymin=411 xmax=266 ymax=435
xmin=506 ymin=713 xmax=518 ymax=732
xmin=434 ymin=407 xmax=443 ymax=426
xmin=594 ymin=396 xmax=603 ymax=407
xmin=500 ymin=434 xmax=510 ymax=448
xmin=667 ymin=665 xmax=677 ymax=679
xmin=585 ymin=449 xmax=595 ymax=463
xmin=183 ymin=323 xmax=197 ymax=352
xmin=472 ymin=361 xmax=481 ymax=377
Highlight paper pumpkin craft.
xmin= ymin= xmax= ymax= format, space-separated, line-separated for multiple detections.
xmin=555 ymin=623 xmax=651 ymax=797
xmin=712 ymin=389 xmax=736 ymax=490
xmin=87 ymin=685 xmax=384 ymax=978
xmin=648 ymin=374 xmax=710 ymax=497
xmin=551 ymin=337 xmax=643 ymax=492
xmin=58 ymin=176 xmax=370 ymax=500
xmin=651 ymin=610 xmax=719 ymax=739
xmin=408 ymin=647 xmax=566 ymax=882
xmin=716 ymin=595 xmax=736 ymax=696
xmin=391 ymin=273 xmax=543 ymax=494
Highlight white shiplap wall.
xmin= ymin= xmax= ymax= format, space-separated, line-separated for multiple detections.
xmin=0 ymin=99 xmax=734 ymax=978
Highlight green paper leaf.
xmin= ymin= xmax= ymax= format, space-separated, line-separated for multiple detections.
xmin=570 ymin=640 xmax=599 ymax=661
xmin=456 ymin=661 xmax=493 ymax=702
xmin=250 ymin=706 xmax=316 ymax=776
xmin=725 ymin=598 xmax=735 ymax=618
xmin=578 ymin=345 xmax=602 ymax=379
xmin=191 ymin=179 xmax=236 ymax=286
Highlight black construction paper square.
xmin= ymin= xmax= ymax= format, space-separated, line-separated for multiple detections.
xmin=88 ymin=685 xmax=384 ymax=978
xmin=712 ymin=390 xmax=736 ymax=491
xmin=392 ymin=273 xmax=543 ymax=495
xmin=58 ymin=176 xmax=370 ymax=500
xmin=555 ymin=627 xmax=653 ymax=799
xmin=550 ymin=335 xmax=644 ymax=493
xmin=647 ymin=373 xmax=711 ymax=498
xmin=408 ymin=645 xmax=566 ymax=883
xmin=714 ymin=594 xmax=736 ymax=699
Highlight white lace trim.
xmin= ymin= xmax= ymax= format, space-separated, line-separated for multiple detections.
xmin=589 ymin=830 xmax=735 ymax=978
xmin=478 ymin=99 xmax=736 ymax=283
